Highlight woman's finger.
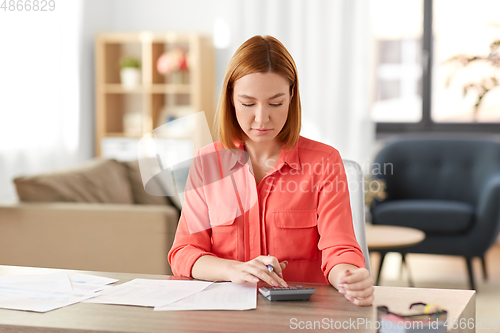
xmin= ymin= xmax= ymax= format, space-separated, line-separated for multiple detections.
xmin=262 ymin=256 xmax=288 ymax=287
xmin=244 ymin=263 xmax=281 ymax=287
xmin=269 ymin=270 xmax=288 ymax=287
xmin=265 ymin=265 xmax=288 ymax=287
xmin=342 ymin=285 xmax=374 ymax=298
xmin=277 ymin=261 xmax=288 ymax=279
xmin=264 ymin=256 xmax=283 ymax=274
xmin=342 ymin=277 xmax=373 ymax=291
xmin=340 ymin=268 xmax=369 ymax=284
xmin=345 ymin=293 xmax=374 ymax=307
xmin=238 ymin=272 xmax=260 ymax=284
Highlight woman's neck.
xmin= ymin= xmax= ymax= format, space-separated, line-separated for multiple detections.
xmin=243 ymin=139 xmax=282 ymax=164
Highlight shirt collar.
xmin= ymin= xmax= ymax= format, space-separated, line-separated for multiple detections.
xmin=227 ymin=140 xmax=301 ymax=171
xmin=278 ymin=141 xmax=301 ymax=171
xmin=227 ymin=141 xmax=247 ymax=171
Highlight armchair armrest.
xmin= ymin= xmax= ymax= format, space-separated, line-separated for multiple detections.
xmin=0 ymin=202 xmax=179 ymax=275
xmin=474 ymin=173 xmax=500 ymax=252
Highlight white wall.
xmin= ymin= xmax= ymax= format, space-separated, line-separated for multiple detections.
xmin=0 ymin=0 xmax=94 ymax=201
xmin=82 ymin=0 xmax=374 ymax=163
xmin=80 ymin=0 xmax=115 ymax=160
xmin=81 ymin=0 xmax=240 ymax=122
xmin=0 ymin=0 xmax=374 ymax=201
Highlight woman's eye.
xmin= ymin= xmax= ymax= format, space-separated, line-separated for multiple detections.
xmin=241 ymin=103 xmax=283 ymax=107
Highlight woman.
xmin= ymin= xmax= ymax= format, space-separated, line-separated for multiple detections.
xmin=168 ymin=35 xmax=374 ymax=306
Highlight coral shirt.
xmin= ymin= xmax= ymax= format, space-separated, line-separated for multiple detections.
xmin=168 ymin=136 xmax=365 ymax=284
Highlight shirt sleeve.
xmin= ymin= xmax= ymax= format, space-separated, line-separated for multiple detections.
xmin=317 ymin=149 xmax=366 ymax=281
xmin=168 ymin=149 xmax=218 ymax=277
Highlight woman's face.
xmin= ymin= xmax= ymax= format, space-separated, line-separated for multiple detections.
xmin=232 ymin=72 xmax=293 ymax=145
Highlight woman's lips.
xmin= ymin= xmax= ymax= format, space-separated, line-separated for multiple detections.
xmin=253 ymin=129 xmax=272 ymax=135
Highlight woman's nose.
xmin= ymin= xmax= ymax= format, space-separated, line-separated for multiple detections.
xmin=254 ymin=105 xmax=270 ymax=123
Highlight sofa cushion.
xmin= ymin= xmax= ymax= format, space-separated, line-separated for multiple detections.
xmin=372 ymin=199 xmax=475 ymax=235
xmin=14 ymin=159 xmax=134 ymax=204
xmin=120 ymin=160 xmax=171 ymax=206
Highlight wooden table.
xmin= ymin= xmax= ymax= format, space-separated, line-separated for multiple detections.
xmin=366 ymin=224 xmax=426 ymax=286
xmin=0 ymin=265 xmax=475 ymax=333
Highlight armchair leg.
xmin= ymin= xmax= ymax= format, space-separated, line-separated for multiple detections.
xmin=375 ymin=251 xmax=387 ymax=286
xmin=481 ymin=256 xmax=488 ymax=281
xmin=465 ymin=257 xmax=476 ymax=290
xmin=401 ymin=252 xmax=414 ymax=287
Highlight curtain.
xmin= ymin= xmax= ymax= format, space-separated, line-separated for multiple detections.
xmin=0 ymin=0 xmax=85 ymax=201
xmin=0 ymin=0 xmax=375 ymax=201
xmin=227 ymin=0 xmax=375 ymax=170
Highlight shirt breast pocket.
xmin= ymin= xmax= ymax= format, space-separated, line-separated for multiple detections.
xmin=209 ymin=208 xmax=239 ymax=259
xmin=272 ymin=210 xmax=319 ymax=261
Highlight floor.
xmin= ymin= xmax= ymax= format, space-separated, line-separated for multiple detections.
xmin=371 ymin=243 xmax=500 ymax=332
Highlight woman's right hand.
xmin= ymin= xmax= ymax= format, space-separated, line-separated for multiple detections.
xmin=229 ymin=255 xmax=288 ymax=287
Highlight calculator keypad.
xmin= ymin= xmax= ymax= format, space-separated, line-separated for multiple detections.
xmin=258 ymin=285 xmax=315 ymax=301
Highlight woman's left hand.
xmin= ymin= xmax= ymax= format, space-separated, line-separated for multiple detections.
xmin=337 ymin=268 xmax=374 ymax=306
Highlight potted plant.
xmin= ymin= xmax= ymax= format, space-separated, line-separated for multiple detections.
xmin=364 ymin=175 xmax=387 ymax=223
xmin=156 ymin=47 xmax=189 ymax=84
xmin=119 ymin=56 xmax=141 ymax=89
xmin=446 ymin=37 xmax=500 ymax=121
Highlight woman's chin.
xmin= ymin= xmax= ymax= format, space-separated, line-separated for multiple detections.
xmin=247 ymin=133 xmax=276 ymax=143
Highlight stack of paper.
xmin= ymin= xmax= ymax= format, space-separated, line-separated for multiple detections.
xmin=85 ymin=279 xmax=257 ymax=311
xmin=0 ymin=272 xmax=118 ymax=313
xmin=154 ymin=282 xmax=257 ymax=311
xmin=0 ymin=272 xmax=257 ymax=312
xmin=83 ymin=279 xmax=214 ymax=307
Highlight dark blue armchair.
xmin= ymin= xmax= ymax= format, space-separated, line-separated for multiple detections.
xmin=370 ymin=138 xmax=500 ymax=290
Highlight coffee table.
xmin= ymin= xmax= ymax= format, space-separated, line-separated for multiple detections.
xmin=366 ymin=224 xmax=425 ymax=286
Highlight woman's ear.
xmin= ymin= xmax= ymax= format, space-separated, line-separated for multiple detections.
xmin=290 ymin=84 xmax=295 ymax=100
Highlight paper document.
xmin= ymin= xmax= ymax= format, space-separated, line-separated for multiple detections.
xmin=154 ymin=282 xmax=257 ymax=311
xmin=68 ymin=273 xmax=118 ymax=295
xmin=84 ymin=279 xmax=214 ymax=307
xmin=0 ymin=272 xmax=74 ymax=294
xmin=0 ymin=286 xmax=95 ymax=313
xmin=0 ymin=272 xmax=119 ymax=313
xmin=68 ymin=272 xmax=118 ymax=286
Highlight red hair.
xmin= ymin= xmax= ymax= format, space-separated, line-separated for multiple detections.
xmin=216 ymin=35 xmax=301 ymax=150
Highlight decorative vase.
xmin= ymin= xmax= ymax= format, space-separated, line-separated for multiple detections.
xmin=123 ymin=111 xmax=143 ymax=136
xmin=171 ymin=71 xmax=187 ymax=84
xmin=120 ymin=68 xmax=141 ymax=89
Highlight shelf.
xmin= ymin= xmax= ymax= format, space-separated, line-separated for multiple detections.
xmin=101 ymin=84 xmax=191 ymax=94
xmin=96 ymin=32 xmax=215 ymax=157
xmin=105 ymin=132 xmax=143 ymax=138
xmin=102 ymin=85 xmax=144 ymax=94
xmin=150 ymin=84 xmax=191 ymax=94
xmin=97 ymin=32 xmax=192 ymax=43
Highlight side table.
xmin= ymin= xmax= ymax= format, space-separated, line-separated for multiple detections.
xmin=366 ymin=224 xmax=425 ymax=286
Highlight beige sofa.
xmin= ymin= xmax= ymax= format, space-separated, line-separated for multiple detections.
xmin=0 ymin=159 xmax=180 ymax=275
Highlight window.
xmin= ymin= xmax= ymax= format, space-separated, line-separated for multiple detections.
xmin=371 ymin=0 xmax=423 ymax=123
xmin=0 ymin=2 xmax=81 ymax=151
xmin=433 ymin=0 xmax=500 ymax=123
xmin=371 ymin=0 xmax=500 ymax=133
